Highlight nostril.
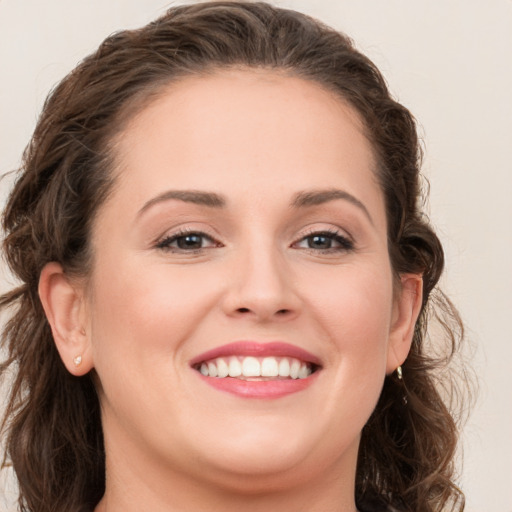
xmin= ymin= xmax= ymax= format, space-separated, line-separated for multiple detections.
xmin=235 ymin=307 xmax=290 ymax=316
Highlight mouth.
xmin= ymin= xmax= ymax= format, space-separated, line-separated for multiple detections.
xmin=190 ymin=341 xmax=321 ymax=398
xmin=194 ymin=355 xmax=317 ymax=380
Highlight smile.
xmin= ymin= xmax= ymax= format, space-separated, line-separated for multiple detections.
xmin=190 ymin=341 xmax=321 ymax=398
xmin=196 ymin=356 xmax=314 ymax=380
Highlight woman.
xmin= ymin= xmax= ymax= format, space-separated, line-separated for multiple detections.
xmin=0 ymin=2 xmax=470 ymax=511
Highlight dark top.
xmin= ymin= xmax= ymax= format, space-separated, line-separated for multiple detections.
xmin=358 ymin=497 xmax=400 ymax=512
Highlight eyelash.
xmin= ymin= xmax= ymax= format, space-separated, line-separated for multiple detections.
xmin=155 ymin=228 xmax=354 ymax=254
xmin=293 ymin=229 xmax=354 ymax=253
xmin=155 ymin=229 xmax=220 ymax=253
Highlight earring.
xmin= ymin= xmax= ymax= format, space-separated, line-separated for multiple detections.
xmin=73 ymin=355 xmax=82 ymax=367
xmin=396 ymin=365 xmax=407 ymax=405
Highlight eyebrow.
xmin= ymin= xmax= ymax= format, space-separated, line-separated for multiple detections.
xmin=138 ymin=190 xmax=226 ymax=217
xmin=291 ymin=188 xmax=373 ymax=224
xmin=137 ymin=187 xmax=372 ymax=224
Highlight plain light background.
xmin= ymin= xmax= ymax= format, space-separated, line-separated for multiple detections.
xmin=1 ymin=1 xmax=511 ymax=511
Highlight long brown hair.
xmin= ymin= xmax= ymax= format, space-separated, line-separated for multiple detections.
xmin=1 ymin=3 xmax=472 ymax=511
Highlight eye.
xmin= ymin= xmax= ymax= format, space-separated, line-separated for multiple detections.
xmin=156 ymin=230 xmax=220 ymax=252
xmin=294 ymin=230 xmax=354 ymax=252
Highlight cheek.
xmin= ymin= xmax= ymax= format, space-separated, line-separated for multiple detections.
xmin=302 ymin=262 xmax=394 ymax=362
xmin=86 ymin=260 xmax=223 ymax=425
xmin=293 ymin=263 xmax=394 ymax=449
xmin=87 ymin=258 xmax=221 ymax=366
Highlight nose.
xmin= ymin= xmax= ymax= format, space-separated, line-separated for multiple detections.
xmin=221 ymin=243 xmax=300 ymax=322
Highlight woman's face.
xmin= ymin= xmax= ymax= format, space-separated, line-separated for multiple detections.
xmin=82 ymin=70 xmax=417 ymax=492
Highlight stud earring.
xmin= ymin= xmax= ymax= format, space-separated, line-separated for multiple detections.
xmin=73 ymin=355 xmax=82 ymax=367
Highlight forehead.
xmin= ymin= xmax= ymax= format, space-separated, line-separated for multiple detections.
xmin=116 ymin=69 xmax=371 ymax=158
xmin=106 ymin=69 xmax=385 ymax=228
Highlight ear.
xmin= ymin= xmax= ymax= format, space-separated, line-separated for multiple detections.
xmin=38 ymin=262 xmax=93 ymax=376
xmin=386 ymin=273 xmax=423 ymax=374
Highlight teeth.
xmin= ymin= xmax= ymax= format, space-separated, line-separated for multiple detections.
xmin=261 ymin=357 xmax=279 ymax=377
xmin=217 ymin=358 xmax=229 ymax=378
xmin=290 ymin=359 xmax=300 ymax=379
xmin=228 ymin=356 xmax=242 ymax=377
xmin=197 ymin=356 xmax=313 ymax=380
xmin=242 ymin=356 xmax=260 ymax=376
xmin=298 ymin=364 xmax=309 ymax=379
xmin=207 ymin=361 xmax=218 ymax=378
xmin=278 ymin=358 xmax=290 ymax=377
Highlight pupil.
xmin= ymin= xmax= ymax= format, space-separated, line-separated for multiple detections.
xmin=178 ymin=234 xmax=202 ymax=249
xmin=309 ymin=235 xmax=331 ymax=249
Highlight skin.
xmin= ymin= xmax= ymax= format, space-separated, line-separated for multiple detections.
xmin=39 ymin=70 xmax=422 ymax=512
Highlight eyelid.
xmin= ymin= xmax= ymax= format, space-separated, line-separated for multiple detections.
xmin=297 ymin=225 xmax=354 ymax=242
xmin=155 ymin=227 xmax=222 ymax=252
xmin=152 ymin=223 xmax=355 ymax=254
xmin=292 ymin=226 xmax=355 ymax=252
xmin=153 ymin=222 xmax=221 ymax=244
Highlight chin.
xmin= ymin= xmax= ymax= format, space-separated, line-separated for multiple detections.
xmin=197 ymin=450 xmax=318 ymax=494
xmin=188 ymin=418 xmax=334 ymax=482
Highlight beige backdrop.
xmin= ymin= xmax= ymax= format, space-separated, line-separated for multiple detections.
xmin=1 ymin=1 xmax=511 ymax=511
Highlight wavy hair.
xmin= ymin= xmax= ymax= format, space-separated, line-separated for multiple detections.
xmin=1 ymin=2 xmax=471 ymax=511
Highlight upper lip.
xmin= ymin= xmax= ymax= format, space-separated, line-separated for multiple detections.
xmin=189 ymin=341 xmax=322 ymax=367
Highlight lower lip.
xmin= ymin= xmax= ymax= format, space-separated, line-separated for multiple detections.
xmin=197 ymin=372 xmax=319 ymax=398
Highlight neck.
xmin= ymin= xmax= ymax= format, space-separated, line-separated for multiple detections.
xmin=95 ymin=432 xmax=360 ymax=512
xmin=96 ymin=476 xmax=359 ymax=512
